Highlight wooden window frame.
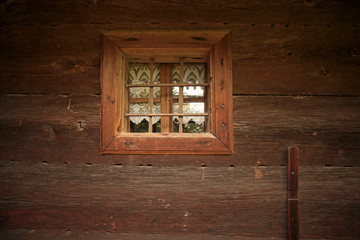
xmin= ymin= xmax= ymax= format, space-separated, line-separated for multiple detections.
xmin=100 ymin=30 xmax=233 ymax=154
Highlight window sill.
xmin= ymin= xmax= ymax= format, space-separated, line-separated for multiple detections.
xmin=101 ymin=132 xmax=232 ymax=155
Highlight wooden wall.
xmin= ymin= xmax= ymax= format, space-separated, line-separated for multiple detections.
xmin=1 ymin=0 xmax=359 ymax=239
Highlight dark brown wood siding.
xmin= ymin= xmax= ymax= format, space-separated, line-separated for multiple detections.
xmin=0 ymin=0 xmax=359 ymax=239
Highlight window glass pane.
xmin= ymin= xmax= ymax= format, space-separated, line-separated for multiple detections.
xmin=129 ymin=102 xmax=161 ymax=133
xmin=129 ymin=63 xmax=207 ymax=134
xmin=173 ymin=86 xmax=205 ymax=98
xmin=173 ymin=116 xmax=179 ymax=133
xmin=129 ymin=64 xmax=160 ymax=98
xmin=130 ymin=119 xmax=149 ymax=132
xmin=183 ymin=119 xmax=205 ymax=133
xmin=129 ymin=102 xmax=149 ymax=132
xmin=172 ymin=116 xmax=205 ymax=133
xmin=172 ymin=64 xmax=206 ymax=84
xmin=173 ymin=102 xmax=205 ymax=133
xmin=152 ymin=103 xmax=161 ymax=133
xmin=173 ymin=102 xmax=205 ymax=114
xmin=152 ymin=117 xmax=161 ymax=133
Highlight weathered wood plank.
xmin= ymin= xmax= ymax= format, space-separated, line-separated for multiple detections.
xmin=0 ymin=162 xmax=358 ymax=239
xmin=0 ymin=230 xmax=284 ymax=240
xmin=299 ymin=167 xmax=360 ymax=239
xmin=0 ymin=23 xmax=359 ymax=95
xmin=0 ymin=161 xmax=288 ymax=238
xmin=0 ymin=94 xmax=359 ymax=166
xmin=1 ymin=0 xmax=359 ymax=25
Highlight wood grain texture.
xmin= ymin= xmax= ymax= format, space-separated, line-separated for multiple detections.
xmin=0 ymin=230 xmax=287 ymax=240
xmin=1 ymin=0 xmax=359 ymax=25
xmin=0 ymin=1 xmax=359 ymax=238
xmin=0 ymin=161 xmax=358 ymax=239
xmin=0 ymin=161 xmax=288 ymax=238
xmin=213 ymin=32 xmax=233 ymax=150
xmin=0 ymin=2 xmax=359 ymax=95
xmin=0 ymin=94 xmax=359 ymax=166
xmin=299 ymin=167 xmax=360 ymax=239
xmin=287 ymin=146 xmax=299 ymax=240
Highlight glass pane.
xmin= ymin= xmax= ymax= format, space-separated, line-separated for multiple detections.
xmin=129 ymin=64 xmax=160 ymax=99
xmin=153 ymin=66 xmax=161 ymax=97
xmin=130 ymin=118 xmax=162 ymax=133
xmin=183 ymin=120 xmax=205 ymax=133
xmin=173 ymin=86 xmax=205 ymax=98
xmin=129 ymin=102 xmax=149 ymax=132
xmin=154 ymin=87 xmax=161 ymax=98
xmin=172 ymin=64 xmax=206 ymax=84
xmin=173 ymin=116 xmax=179 ymax=133
xmin=129 ymin=87 xmax=149 ymax=98
xmin=173 ymin=102 xmax=205 ymax=133
xmin=152 ymin=102 xmax=161 ymax=129
xmin=173 ymin=102 xmax=205 ymax=114
xmin=129 ymin=102 xmax=161 ymax=133
xmin=130 ymin=119 xmax=149 ymax=132
xmin=152 ymin=117 xmax=161 ymax=133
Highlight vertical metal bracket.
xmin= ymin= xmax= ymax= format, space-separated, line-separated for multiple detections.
xmin=288 ymin=146 xmax=299 ymax=240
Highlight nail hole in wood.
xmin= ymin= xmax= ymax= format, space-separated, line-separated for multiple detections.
xmin=85 ymin=163 xmax=93 ymax=166
xmin=192 ymin=36 xmax=207 ymax=41
xmin=321 ymin=67 xmax=329 ymax=76
xmin=42 ymin=161 xmax=48 ymax=164
xmin=201 ymin=164 xmax=207 ymax=167
xmin=113 ymin=163 xmax=123 ymax=167
xmin=123 ymin=38 xmax=138 ymax=41
xmin=139 ymin=163 xmax=152 ymax=167
xmin=229 ymin=164 xmax=234 ymax=167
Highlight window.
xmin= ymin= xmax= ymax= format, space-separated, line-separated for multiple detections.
xmin=100 ymin=30 xmax=233 ymax=154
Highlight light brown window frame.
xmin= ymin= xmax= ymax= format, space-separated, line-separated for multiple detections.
xmin=100 ymin=30 xmax=233 ymax=154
